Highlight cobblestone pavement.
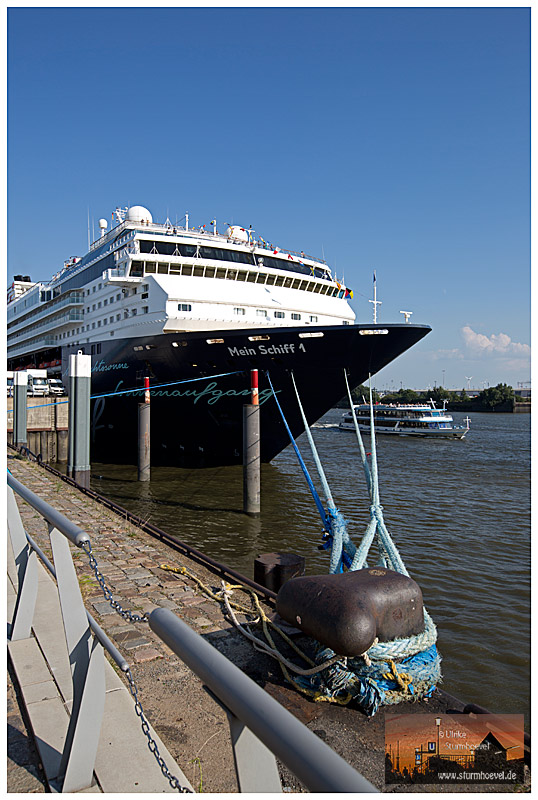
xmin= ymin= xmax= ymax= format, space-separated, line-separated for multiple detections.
xmin=7 ymin=453 xmax=530 ymax=793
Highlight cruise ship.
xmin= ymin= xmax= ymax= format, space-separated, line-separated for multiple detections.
xmin=7 ymin=205 xmax=431 ymax=466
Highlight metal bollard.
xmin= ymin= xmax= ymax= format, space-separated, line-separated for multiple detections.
xmin=243 ymin=370 xmax=260 ymax=515
xmin=13 ymin=371 xmax=28 ymax=448
xmin=67 ymin=352 xmax=91 ymax=488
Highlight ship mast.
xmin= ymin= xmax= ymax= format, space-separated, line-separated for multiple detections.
xmin=369 ymin=270 xmax=382 ymax=323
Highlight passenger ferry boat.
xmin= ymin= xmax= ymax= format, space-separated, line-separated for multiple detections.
xmin=339 ymin=401 xmax=470 ymax=439
xmin=7 ymin=204 xmax=431 ymax=466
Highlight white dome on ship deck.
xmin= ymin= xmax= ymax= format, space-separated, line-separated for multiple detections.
xmin=127 ymin=205 xmax=153 ymax=223
xmin=227 ymin=225 xmax=249 ymax=243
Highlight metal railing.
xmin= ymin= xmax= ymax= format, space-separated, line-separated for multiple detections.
xmin=7 ymin=472 xmax=191 ymax=793
xmin=7 ymin=470 xmax=377 ymax=793
xmin=150 ymin=607 xmax=377 ymax=792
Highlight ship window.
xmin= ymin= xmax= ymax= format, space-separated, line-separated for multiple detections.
xmin=265 ymin=274 xmax=276 ymax=286
xmin=104 ymin=299 xmax=108 ymax=305
xmin=193 ymin=266 xmax=204 ymax=277
xmin=182 ymin=264 xmax=193 ymax=276
xmin=103 ymin=318 xmax=107 ymax=325
xmin=291 ymin=279 xmax=301 ymax=289
xmin=145 ymin=263 xmax=156 ymax=274
xmin=116 ymin=294 xmax=121 ymax=301
xmin=205 ymin=267 xmax=216 ymax=278
xmin=131 ymin=309 xmax=137 ymax=316
xmin=227 ymin=269 xmax=237 ymax=280
xmin=109 ymin=316 xmax=113 ymax=323
xmin=274 ymin=276 xmax=285 ymax=287
xmin=98 ymin=283 xmax=102 ymax=289
xmin=274 ymin=311 xmax=285 ymax=318
xmin=178 ymin=303 xmax=192 ymax=312
xmin=283 ymin=277 xmax=294 ymax=288
xmin=234 ymin=307 xmax=246 ymax=315
xmin=305 ymin=282 xmax=315 ymax=292
xmin=255 ymin=273 xmax=267 ymax=284
xmin=247 ymin=272 xmax=257 ymax=283
xmin=97 ymin=320 xmax=101 ymax=327
xmin=313 ymin=284 xmax=322 ymax=293
xmin=98 ymin=302 xmax=102 ymax=308
xmin=309 ymin=315 xmax=318 ymax=322
xmin=131 ymin=262 xmax=144 ymax=277
xmin=343 ymin=320 xmax=350 ymax=325
xmin=142 ymin=306 xmax=148 ymax=314
xmin=93 ymin=286 xmax=96 ymax=293
xmin=116 ymin=314 xmax=121 ymax=321
xmin=141 ymin=292 xmax=148 ymax=299
xmin=291 ymin=313 xmax=301 ymax=320
xmin=92 ymin=323 xmax=96 ymax=329
xmin=256 ymin=309 xmax=268 ymax=317
xmin=157 ymin=264 xmax=169 ymax=274
xmin=236 ymin=271 xmax=247 ymax=282
xmin=92 ymin=304 xmax=96 ymax=311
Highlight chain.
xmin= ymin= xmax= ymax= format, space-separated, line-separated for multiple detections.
xmin=80 ymin=541 xmax=192 ymax=792
xmin=81 ymin=540 xmax=149 ymax=624
xmin=125 ymin=668 xmax=193 ymax=793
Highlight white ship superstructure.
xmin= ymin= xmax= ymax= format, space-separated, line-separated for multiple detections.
xmin=7 ymin=205 xmax=355 ymax=371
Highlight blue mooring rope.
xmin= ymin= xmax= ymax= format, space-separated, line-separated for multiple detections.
xmin=268 ymin=368 xmax=441 ymax=714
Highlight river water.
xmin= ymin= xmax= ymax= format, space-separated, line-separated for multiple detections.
xmin=88 ymin=410 xmax=530 ymax=723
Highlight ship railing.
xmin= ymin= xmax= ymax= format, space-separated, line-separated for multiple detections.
xmin=7 ymin=471 xmax=377 ymax=794
xmin=7 ymin=294 xmax=85 ymax=335
xmin=7 ymin=336 xmax=58 ymax=359
xmin=90 ymin=218 xmax=328 ymax=266
xmin=8 ymin=311 xmax=84 ymax=345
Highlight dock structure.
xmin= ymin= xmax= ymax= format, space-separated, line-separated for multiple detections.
xmin=6 ymin=450 xmax=529 ymax=793
xmin=7 ymin=397 xmax=69 ymax=462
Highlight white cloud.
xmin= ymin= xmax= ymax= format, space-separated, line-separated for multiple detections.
xmin=461 ymin=326 xmax=531 ymax=357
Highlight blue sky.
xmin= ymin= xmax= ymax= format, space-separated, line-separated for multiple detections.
xmin=7 ymin=7 xmax=530 ymax=389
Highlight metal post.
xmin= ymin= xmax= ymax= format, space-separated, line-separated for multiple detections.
xmin=13 ymin=371 xmax=28 ymax=448
xmin=138 ymin=377 xmax=150 ymax=481
xmin=7 ymin=485 xmax=38 ymax=641
xmin=243 ymin=370 xmax=260 ymax=516
xmin=50 ymin=525 xmax=105 ymax=792
xmin=67 ymin=352 xmax=91 ymax=488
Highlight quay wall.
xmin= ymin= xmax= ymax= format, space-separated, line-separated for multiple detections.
xmin=6 ymin=397 xmax=68 ymax=462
